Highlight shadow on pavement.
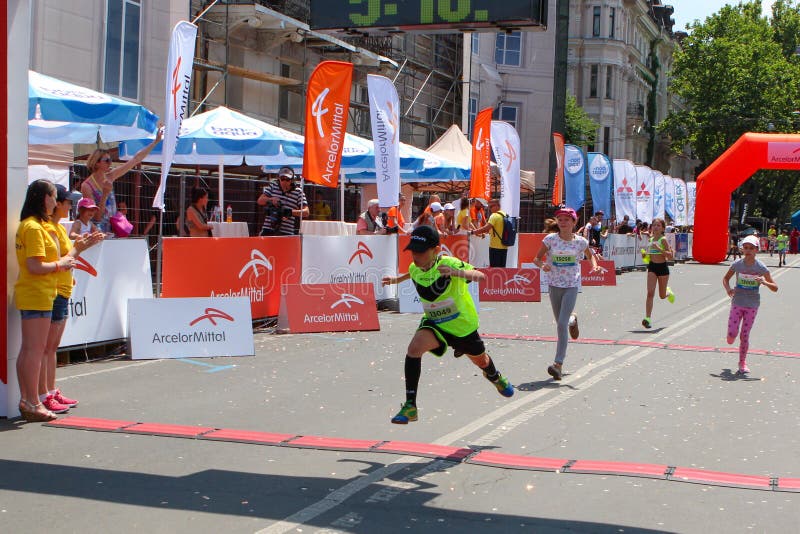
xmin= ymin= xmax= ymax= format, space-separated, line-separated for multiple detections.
xmin=0 ymin=458 xmax=673 ymax=532
xmin=710 ymin=369 xmax=761 ymax=382
xmin=516 ymin=379 xmax=577 ymax=392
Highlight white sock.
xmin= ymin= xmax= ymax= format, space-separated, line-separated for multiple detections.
xmin=48 ymin=389 xmax=57 ymax=396
xmin=39 ymin=393 xmax=48 ymax=402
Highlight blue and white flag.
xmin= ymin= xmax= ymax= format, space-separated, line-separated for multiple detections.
xmin=664 ymin=175 xmax=675 ymax=220
xmin=673 ymin=178 xmax=688 ymax=226
xmin=367 ymin=74 xmax=401 ymax=208
xmin=686 ymin=181 xmax=696 ymax=226
xmin=564 ymin=144 xmax=585 ymax=210
xmin=587 ymin=153 xmax=612 ymax=217
xmin=652 ymin=171 xmax=665 ymax=220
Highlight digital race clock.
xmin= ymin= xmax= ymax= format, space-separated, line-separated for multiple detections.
xmin=310 ymin=0 xmax=547 ymax=34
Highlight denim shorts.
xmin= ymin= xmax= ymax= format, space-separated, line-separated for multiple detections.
xmin=20 ymin=309 xmax=52 ymax=320
xmin=51 ymin=295 xmax=69 ymax=322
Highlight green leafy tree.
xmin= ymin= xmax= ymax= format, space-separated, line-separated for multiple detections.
xmin=660 ymin=1 xmax=800 ymax=220
xmin=564 ymin=92 xmax=599 ymax=146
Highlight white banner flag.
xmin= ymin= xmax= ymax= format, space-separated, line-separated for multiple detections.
xmin=664 ymin=175 xmax=675 ymax=220
xmin=652 ymin=170 xmax=665 ymax=220
xmin=490 ymin=120 xmax=521 ymax=217
xmin=635 ymin=165 xmax=655 ymax=224
xmin=367 ymin=74 xmax=400 ymax=208
xmin=154 ymin=20 xmax=197 ymax=210
xmin=686 ymin=181 xmax=697 ymax=226
xmin=673 ymin=178 xmax=688 ymax=226
xmin=613 ymin=159 xmax=636 ymax=222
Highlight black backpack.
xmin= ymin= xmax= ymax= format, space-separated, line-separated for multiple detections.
xmin=493 ymin=210 xmax=518 ymax=246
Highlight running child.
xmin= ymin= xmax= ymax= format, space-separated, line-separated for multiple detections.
xmin=722 ymin=235 xmax=778 ymax=374
xmin=641 ymin=218 xmax=675 ymax=329
xmin=775 ymin=229 xmax=788 ymax=267
xmin=381 ymin=225 xmax=514 ymax=424
xmin=533 ymin=207 xmax=601 ymax=381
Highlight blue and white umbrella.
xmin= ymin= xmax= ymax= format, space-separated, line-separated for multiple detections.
xmin=119 ymin=106 xmax=304 ymax=166
xmin=28 ymin=70 xmax=159 ymax=144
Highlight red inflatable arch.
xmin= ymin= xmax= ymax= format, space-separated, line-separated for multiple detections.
xmin=694 ymin=132 xmax=800 ymax=264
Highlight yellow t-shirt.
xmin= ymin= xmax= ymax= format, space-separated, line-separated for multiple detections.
xmin=15 ymin=217 xmax=59 ymax=310
xmin=456 ymin=208 xmax=470 ymax=230
xmin=487 ymin=211 xmax=507 ymax=250
xmin=46 ymin=221 xmax=75 ymax=298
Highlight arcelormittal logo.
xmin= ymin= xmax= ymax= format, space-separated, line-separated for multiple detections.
xmin=238 ymin=250 xmax=273 ymax=279
xmin=348 ymin=242 xmax=373 ymax=265
xmin=189 ymin=308 xmax=234 ymax=326
xmin=73 ymin=256 xmax=98 ymax=277
xmin=505 ymin=274 xmax=531 ymax=286
xmin=312 ymin=88 xmax=330 ymax=137
xmin=330 ymin=294 xmax=365 ymax=309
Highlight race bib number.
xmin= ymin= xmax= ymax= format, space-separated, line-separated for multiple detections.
xmin=736 ymin=273 xmax=760 ymax=290
xmin=423 ymin=297 xmax=460 ymax=324
xmin=551 ymin=251 xmax=577 ymax=267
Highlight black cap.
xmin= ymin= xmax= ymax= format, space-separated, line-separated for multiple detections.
xmin=55 ymin=184 xmax=82 ymax=203
xmin=405 ymin=225 xmax=440 ymax=252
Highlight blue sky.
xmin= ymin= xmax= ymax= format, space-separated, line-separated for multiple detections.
xmin=670 ymin=0 xmax=776 ymax=32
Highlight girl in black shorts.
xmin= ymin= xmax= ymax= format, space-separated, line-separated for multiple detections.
xmin=642 ymin=218 xmax=675 ymax=328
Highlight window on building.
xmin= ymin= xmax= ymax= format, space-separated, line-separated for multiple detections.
xmin=467 ymin=97 xmax=478 ymax=137
xmin=494 ymin=104 xmax=519 ymax=129
xmin=495 ymin=31 xmax=522 ymax=66
xmin=605 ymin=65 xmax=613 ymax=99
xmin=603 ymin=126 xmax=611 ymax=155
xmin=279 ymin=63 xmax=302 ymax=123
xmin=471 ymin=33 xmax=479 ymax=55
xmin=590 ymin=65 xmax=598 ymax=98
xmin=593 ymin=6 xmax=601 ymax=37
xmin=103 ymin=0 xmax=141 ymax=99
xmin=609 ymin=8 xmax=616 ymax=38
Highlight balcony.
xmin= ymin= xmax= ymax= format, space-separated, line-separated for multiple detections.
xmin=627 ymin=102 xmax=645 ymax=118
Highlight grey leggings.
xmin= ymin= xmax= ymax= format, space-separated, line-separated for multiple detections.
xmin=548 ymin=286 xmax=579 ymax=364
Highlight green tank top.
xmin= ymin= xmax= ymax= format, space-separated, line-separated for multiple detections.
xmin=408 ymin=255 xmax=478 ymax=337
xmin=648 ymin=236 xmax=666 ymax=255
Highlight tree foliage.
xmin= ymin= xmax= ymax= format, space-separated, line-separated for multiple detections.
xmin=564 ymin=92 xmax=599 ymax=146
xmin=660 ymin=0 xmax=800 ymax=220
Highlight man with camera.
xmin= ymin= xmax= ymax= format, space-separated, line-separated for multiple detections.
xmin=257 ymin=166 xmax=309 ymax=236
xmin=357 ymin=199 xmax=398 ymax=235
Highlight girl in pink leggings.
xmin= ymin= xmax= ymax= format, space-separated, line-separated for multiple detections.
xmin=722 ymin=235 xmax=778 ymax=374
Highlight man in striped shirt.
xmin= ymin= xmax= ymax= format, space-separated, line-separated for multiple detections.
xmin=257 ymin=166 xmax=309 ymax=236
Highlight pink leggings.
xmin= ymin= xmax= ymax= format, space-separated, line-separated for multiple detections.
xmin=728 ymin=305 xmax=759 ymax=361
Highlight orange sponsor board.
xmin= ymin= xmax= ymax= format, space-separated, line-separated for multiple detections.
xmin=516 ymin=233 xmax=547 ymax=265
xmin=397 ymin=234 xmax=469 ymax=271
xmin=478 ymin=268 xmax=541 ymax=302
xmin=277 ymin=283 xmax=379 ymax=333
xmin=161 ymin=237 xmax=302 ymax=318
xmin=580 ymin=260 xmax=617 ymax=286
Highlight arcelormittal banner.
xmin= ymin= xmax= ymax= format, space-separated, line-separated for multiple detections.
xmin=587 ymin=152 xmax=612 ymax=217
xmin=155 ymin=20 xmax=197 ymax=210
xmin=563 ymin=144 xmax=585 ymax=211
xmin=552 ymin=133 xmax=565 ymax=206
xmin=490 ymin=120 xmax=521 ymax=217
xmin=367 ymin=74 xmax=400 ymax=208
xmin=304 ymin=61 xmax=354 ymax=188
xmin=470 ymin=107 xmax=493 ymax=201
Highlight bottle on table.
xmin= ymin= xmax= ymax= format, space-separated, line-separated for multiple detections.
xmin=226 ymin=205 xmax=233 ymax=223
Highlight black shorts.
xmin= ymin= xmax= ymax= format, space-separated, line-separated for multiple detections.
xmin=417 ymin=318 xmax=486 ymax=357
xmin=648 ymin=261 xmax=669 ymax=277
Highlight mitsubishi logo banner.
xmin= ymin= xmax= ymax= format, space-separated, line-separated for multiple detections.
xmin=613 ymin=159 xmax=636 ymax=222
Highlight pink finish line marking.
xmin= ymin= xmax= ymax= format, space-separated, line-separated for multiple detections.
xmin=480 ymin=334 xmax=800 ymax=359
xmin=46 ymin=417 xmax=796 ymax=492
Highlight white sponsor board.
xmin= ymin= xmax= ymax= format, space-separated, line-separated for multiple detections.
xmin=301 ymin=235 xmax=398 ymax=300
xmin=468 ymin=235 xmax=518 ymax=268
xmin=59 ymin=239 xmax=154 ymax=348
xmin=129 ymin=297 xmax=253 ymax=360
xmin=397 ymin=278 xmax=480 ymax=313
xmin=602 ymin=233 xmax=638 ymax=269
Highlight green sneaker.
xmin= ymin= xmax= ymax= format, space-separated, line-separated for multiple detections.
xmin=666 ymin=287 xmax=675 ymax=304
xmin=487 ymin=373 xmax=514 ymax=397
xmin=391 ymin=401 xmax=418 ymax=424
xmin=642 ymin=317 xmax=651 ymax=329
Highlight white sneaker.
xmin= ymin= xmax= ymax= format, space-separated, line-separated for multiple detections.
xmin=568 ymin=314 xmax=579 ymax=339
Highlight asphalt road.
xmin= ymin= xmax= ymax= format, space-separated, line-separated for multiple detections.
xmin=1 ymin=254 xmax=798 ymax=533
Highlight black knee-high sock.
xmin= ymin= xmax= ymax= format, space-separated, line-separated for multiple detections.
xmin=404 ymin=355 xmax=421 ymax=405
xmin=481 ymin=356 xmax=499 ymax=382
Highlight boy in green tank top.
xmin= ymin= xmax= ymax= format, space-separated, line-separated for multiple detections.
xmin=382 ymin=225 xmax=514 ymax=424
